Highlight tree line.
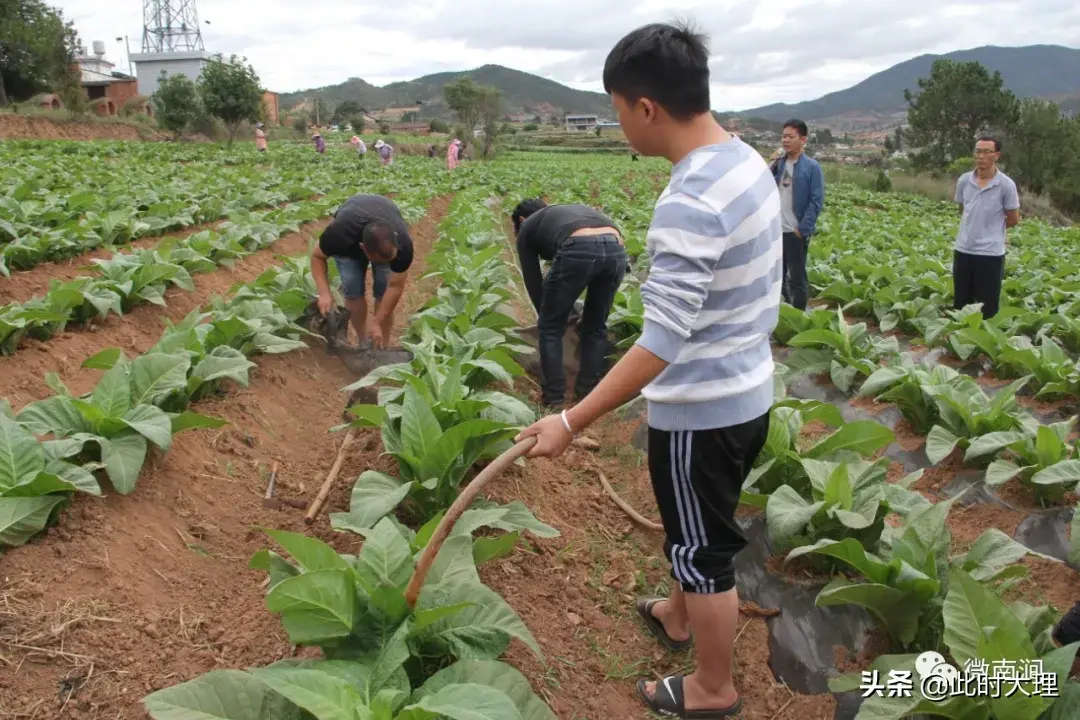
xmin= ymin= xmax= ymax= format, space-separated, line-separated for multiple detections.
xmin=0 ymin=0 xmax=82 ymax=109
xmin=153 ymin=56 xmax=265 ymax=146
xmin=904 ymin=58 xmax=1080 ymax=215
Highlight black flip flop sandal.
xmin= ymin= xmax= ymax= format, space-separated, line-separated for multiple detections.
xmin=636 ymin=675 xmax=742 ymax=719
xmin=636 ymin=596 xmax=692 ymax=652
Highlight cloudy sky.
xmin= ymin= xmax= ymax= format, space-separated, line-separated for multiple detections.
xmin=56 ymin=0 xmax=1080 ymax=110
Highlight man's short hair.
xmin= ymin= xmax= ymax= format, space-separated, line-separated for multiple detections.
xmin=602 ymin=21 xmax=711 ymax=121
xmin=976 ymin=136 xmax=1002 ymax=152
xmin=784 ymin=119 xmax=809 ymax=138
xmin=361 ymin=222 xmax=399 ymax=257
xmin=511 ymin=198 xmax=548 ymax=234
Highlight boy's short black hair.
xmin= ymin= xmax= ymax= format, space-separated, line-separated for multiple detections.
xmin=511 ymin=198 xmax=548 ymax=234
xmin=783 ymin=119 xmax=809 ymax=138
xmin=602 ymin=21 xmax=711 ymax=121
xmin=976 ymin=136 xmax=1002 ymax=152
xmin=361 ymin=222 xmax=399 ymax=256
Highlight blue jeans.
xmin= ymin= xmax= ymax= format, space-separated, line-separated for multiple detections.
xmin=782 ymin=232 xmax=809 ymax=310
xmin=335 ymin=256 xmax=389 ymax=300
xmin=538 ymin=234 xmax=627 ymax=406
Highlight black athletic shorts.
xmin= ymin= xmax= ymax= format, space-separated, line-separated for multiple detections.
xmin=647 ymin=413 xmax=770 ymax=595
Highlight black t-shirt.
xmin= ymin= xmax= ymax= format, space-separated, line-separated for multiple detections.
xmin=319 ymin=194 xmax=414 ymax=273
xmin=516 ymin=204 xmax=618 ymax=312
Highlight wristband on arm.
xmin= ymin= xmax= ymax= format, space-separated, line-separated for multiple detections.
xmin=560 ymin=410 xmax=576 ymax=436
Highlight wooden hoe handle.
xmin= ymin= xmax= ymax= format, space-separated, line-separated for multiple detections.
xmin=404 ymin=436 xmax=538 ymax=609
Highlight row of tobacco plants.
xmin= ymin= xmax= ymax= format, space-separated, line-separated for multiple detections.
xmin=0 ymin=140 xmax=390 ymax=274
xmin=141 ymin=189 xmax=562 ymax=719
xmin=746 ymin=380 xmax=1080 ymax=716
xmin=774 ymin=304 xmax=1080 ymax=510
xmin=0 ymin=198 xmax=339 ymax=355
xmin=754 ymin=186 xmax=1080 ymax=716
xmin=0 ymin=252 xmax=343 ymax=548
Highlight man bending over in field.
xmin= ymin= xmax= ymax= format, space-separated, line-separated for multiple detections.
xmin=517 ymin=21 xmax=781 ymax=719
xmin=311 ymin=194 xmax=414 ymax=349
xmin=511 ymin=198 xmax=628 ymax=409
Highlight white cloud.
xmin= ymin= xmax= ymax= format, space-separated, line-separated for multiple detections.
xmin=54 ymin=0 xmax=1080 ymax=110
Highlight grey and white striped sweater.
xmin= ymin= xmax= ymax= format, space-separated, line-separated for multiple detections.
xmin=636 ymin=137 xmax=783 ymax=431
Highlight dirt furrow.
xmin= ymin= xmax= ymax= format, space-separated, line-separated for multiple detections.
xmin=0 ymin=195 xmax=451 ymax=719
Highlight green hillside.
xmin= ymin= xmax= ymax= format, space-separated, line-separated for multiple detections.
xmin=279 ymin=64 xmax=612 ymax=119
xmin=740 ymin=45 xmax=1080 ymax=124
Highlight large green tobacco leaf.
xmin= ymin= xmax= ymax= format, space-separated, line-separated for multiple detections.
xmin=170 ymin=412 xmax=229 ymax=433
xmin=354 ymin=518 xmax=414 ymax=593
xmin=943 ymin=568 xmax=1035 ymax=669
xmin=953 ymin=529 xmax=1032 ymax=582
xmin=806 ymin=421 xmax=895 ymax=458
xmin=0 ymin=496 xmax=65 ymax=547
xmin=101 ymin=433 xmax=148 ymax=494
xmin=414 ymin=661 xmax=556 ymax=720
xmin=143 ymin=668 xmax=303 ymax=720
xmin=247 ymin=665 xmax=364 ymax=720
xmin=1045 ymin=681 xmax=1080 ymax=720
xmin=91 ymin=355 xmax=133 ymax=418
xmin=854 ymin=693 xmax=989 ymax=719
xmin=266 ymin=569 xmax=360 ymax=645
xmin=0 ymin=414 xmax=44 ymax=491
xmin=452 ymin=501 xmax=559 ymax=539
xmin=120 ymin=404 xmax=174 ymax=450
xmin=766 ymin=485 xmax=826 ymax=545
xmin=398 ymin=683 xmax=523 ymax=720
xmin=411 ymin=536 xmax=542 ymax=661
xmin=264 ymin=529 xmax=354 ymax=574
xmin=190 ymin=346 xmax=256 ymax=388
xmin=816 ymin=576 xmax=924 ymax=647
xmin=17 ymin=395 xmax=92 ymax=436
xmin=131 ymin=353 xmax=192 ymax=406
xmin=330 ymin=471 xmax=414 ymax=533
xmin=401 ymin=384 xmax=443 ymax=461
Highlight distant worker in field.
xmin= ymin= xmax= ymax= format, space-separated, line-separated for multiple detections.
xmin=447 ymin=139 xmax=461 ymax=170
xmin=312 ymin=131 xmax=326 ymax=154
xmin=311 ymin=194 xmax=414 ymax=349
xmin=428 ymin=144 xmax=437 ymax=159
xmin=953 ymin=136 xmax=1020 ymax=320
xmin=510 ymin=198 xmax=627 ymax=409
xmin=375 ymin=139 xmax=394 ymax=166
xmin=769 ymin=119 xmax=825 ymax=311
xmin=255 ymin=123 xmax=268 ymax=152
xmin=351 ymin=135 xmax=367 ymax=158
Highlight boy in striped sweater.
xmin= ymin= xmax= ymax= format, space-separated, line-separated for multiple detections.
xmin=517 ymin=20 xmax=782 ymax=719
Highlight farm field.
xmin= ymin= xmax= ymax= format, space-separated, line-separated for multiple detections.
xmin=0 ymin=140 xmax=1079 ymax=720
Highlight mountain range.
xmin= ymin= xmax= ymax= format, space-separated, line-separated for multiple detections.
xmin=738 ymin=45 xmax=1080 ymax=129
xmin=279 ymin=65 xmax=612 ymax=119
xmin=280 ymin=45 xmax=1080 ymax=130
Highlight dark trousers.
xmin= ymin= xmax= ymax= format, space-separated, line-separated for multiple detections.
xmin=537 ymin=234 xmax=627 ymax=407
xmin=953 ymin=250 xmax=1005 ymax=319
xmin=648 ymin=414 xmax=770 ymax=594
xmin=782 ymin=232 xmax=809 ymax=310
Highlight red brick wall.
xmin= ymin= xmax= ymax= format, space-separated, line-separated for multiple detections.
xmin=262 ymin=91 xmax=280 ymax=125
xmin=105 ymin=79 xmax=140 ymax=109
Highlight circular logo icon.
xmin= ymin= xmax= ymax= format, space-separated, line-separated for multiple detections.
xmin=915 ymin=651 xmax=948 ymax=679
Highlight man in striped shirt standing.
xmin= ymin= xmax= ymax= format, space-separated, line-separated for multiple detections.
xmin=517 ymin=21 xmax=781 ymax=719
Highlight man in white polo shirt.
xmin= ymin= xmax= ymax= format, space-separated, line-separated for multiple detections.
xmin=953 ymin=136 xmax=1020 ymax=319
